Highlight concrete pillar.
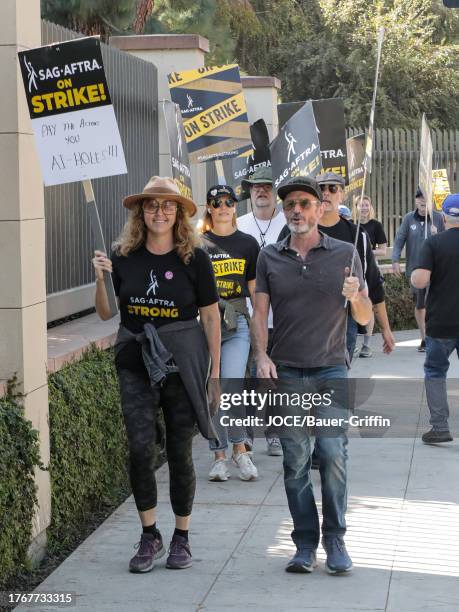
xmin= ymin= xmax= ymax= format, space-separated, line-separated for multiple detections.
xmin=110 ymin=34 xmax=209 ymax=213
xmin=241 ymin=76 xmax=281 ymax=141
xmin=0 ymin=0 xmax=50 ymax=560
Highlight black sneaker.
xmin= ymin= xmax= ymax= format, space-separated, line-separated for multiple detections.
xmin=417 ymin=340 xmax=426 ymax=352
xmin=422 ymin=429 xmax=453 ymax=444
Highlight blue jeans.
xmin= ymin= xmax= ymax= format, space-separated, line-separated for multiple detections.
xmin=209 ymin=315 xmax=251 ymax=451
xmin=424 ymin=336 xmax=459 ymax=432
xmin=276 ymin=364 xmax=348 ymax=548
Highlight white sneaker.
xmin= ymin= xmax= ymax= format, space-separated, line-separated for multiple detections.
xmin=266 ymin=436 xmax=283 ymax=456
xmin=232 ymin=452 xmax=258 ymax=481
xmin=208 ymin=459 xmax=230 ymax=481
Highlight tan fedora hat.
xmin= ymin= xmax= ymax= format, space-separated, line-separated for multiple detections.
xmin=122 ymin=176 xmax=197 ymax=217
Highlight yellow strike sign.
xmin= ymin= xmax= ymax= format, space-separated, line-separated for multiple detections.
xmin=168 ymin=64 xmax=238 ymax=89
xmin=183 ymin=93 xmax=247 ymax=143
xmin=432 ymin=169 xmax=451 ymax=210
xmin=31 ymin=82 xmax=107 ymax=114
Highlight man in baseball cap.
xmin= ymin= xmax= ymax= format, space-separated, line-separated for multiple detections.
xmin=412 ymin=193 xmax=459 ymax=444
xmin=251 ymin=174 xmax=372 ymax=574
xmin=392 ymin=186 xmax=445 ymax=351
xmin=238 ymin=166 xmax=286 ymax=457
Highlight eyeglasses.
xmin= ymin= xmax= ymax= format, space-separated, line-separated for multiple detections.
xmin=251 ymin=183 xmax=272 ymax=191
xmin=319 ymin=184 xmax=340 ymax=194
xmin=282 ymin=198 xmax=320 ymax=212
xmin=143 ymin=200 xmax=178 ymax=215
xmin=210 ymin=198 xmax=236 ymax=209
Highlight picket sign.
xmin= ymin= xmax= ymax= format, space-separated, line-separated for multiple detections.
xmin=18 ymin=37 xmax=126 ymax=319
xmin=82 ymin=180 xmax=118 ymax=317
xmin=215 ymin=159 xmax=226 ymax=184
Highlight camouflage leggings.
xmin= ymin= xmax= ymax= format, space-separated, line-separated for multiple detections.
xmin=117 ymin=368 xmax=197 ymax=516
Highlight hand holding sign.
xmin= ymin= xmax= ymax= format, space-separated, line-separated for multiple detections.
xmin=342 ymin=266 xmax=360 ymax=303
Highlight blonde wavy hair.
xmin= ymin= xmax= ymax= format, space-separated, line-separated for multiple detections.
xmin=354 ymin=195 xmax=374 ymax=222
xmin=112 ymin=200 xmax=200 ymax=264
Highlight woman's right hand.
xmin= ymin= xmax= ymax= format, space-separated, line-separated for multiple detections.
xmin=92 ymin=250 xmax=112 ymax=281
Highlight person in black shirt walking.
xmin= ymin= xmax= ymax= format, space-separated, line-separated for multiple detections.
xmin=201 ymin=185 xmax=260 ymax=482
xmin=354 ymin=195 xmax=388 ymax=358
xmin=411 ymin=194 xmax=459 ymax=444
xmin=92 ymin=176 xmax=221 ymax=573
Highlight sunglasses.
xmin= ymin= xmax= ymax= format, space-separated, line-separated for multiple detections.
xmin=320 ymin=184 xmax=340 ymax=194
xmin=283 ymin=198 xmax=320 ymax=212
xmin=210 ymin=198 xmax=236 ymax=209
xmin=143 ymin=200 xmax=178 ymax=215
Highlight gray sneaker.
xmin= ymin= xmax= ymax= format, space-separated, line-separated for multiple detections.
xmin=322 ymin=536 xmax=353 ymax=574
xmin=166 ymin=534 xmax=192 ymax=569
xmin=129 ymin=532 xmax=165 ymax=573
xmin=267 ymin=436 xmax=283 ymax=456
xmin=359 ymin=345 xmax=372 ymax=358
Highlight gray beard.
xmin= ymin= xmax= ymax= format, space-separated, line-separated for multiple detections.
xmin=288 ymin=221 xmax=314 ymax=235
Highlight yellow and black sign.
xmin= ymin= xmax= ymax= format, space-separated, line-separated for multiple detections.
xmin=18 ymin=38 xmax=111 ymax=119
xmin=432 ymin=169 xmax=451 ymax=210
xmin=168 ymin=64 xmax=251 ymax=164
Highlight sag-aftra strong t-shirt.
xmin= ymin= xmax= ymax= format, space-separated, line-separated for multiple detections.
xmin=111 ymin=245 xmax=218 ymax=369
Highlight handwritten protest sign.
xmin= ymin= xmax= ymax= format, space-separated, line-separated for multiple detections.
xmin=18 ymin=37 xmax=126 ymax=186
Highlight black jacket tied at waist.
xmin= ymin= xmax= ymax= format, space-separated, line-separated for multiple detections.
xmin=114 ymin=319 xmax=218 ymax=443
xmin=115 ymin=323 xmax=178 ymax=386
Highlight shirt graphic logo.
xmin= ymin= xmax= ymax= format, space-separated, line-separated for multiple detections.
xmin=410 ymin=224 xmax=417 ymax=231
xmin=146 ymin=270 xmax=159 ymax=296
xmin=23 ymin=56 xmax=38 ymax=93
xmin=187 ymin=94 xmax=194 ymax=108
xmin=285 ymin=131 xmax=297 ymax=163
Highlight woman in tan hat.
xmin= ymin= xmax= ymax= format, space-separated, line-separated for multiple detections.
xmin=92 ymin=176 xmax=221 ymax=573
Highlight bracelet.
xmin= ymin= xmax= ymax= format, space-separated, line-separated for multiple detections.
xmin=96 ymin=278 xmax=105 ymax=284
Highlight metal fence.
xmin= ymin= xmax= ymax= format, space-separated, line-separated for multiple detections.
xmin=42 ymin=21 xmax=159 ymax=323
xmin=207 ymin=127 xmax=458 ymax=246
xmin=347 ymin=127 xmax=459 ymax=246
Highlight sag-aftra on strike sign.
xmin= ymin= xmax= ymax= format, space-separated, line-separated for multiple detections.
xmin=168 ymin=64 xmax=251 ymax=164
xmin=18 ymin=37 xmax=126 ymax=186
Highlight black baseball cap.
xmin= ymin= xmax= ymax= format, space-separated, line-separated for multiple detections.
xmin=277 ymin=176 xmax=323 ymax=202
xmin=206 ymin=185 xmax=238 ymax=204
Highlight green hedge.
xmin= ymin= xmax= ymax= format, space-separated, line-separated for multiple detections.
xmin=382 ymin=273 xmax=417 ymax=331
xmin=0 ymin=384 xmax=42 ymax=589
xmin=47 ymin=346 xmax=130 ymax=554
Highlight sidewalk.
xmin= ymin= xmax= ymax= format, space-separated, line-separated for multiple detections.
xmin=16 ymin=331 xmax=459 ymax=612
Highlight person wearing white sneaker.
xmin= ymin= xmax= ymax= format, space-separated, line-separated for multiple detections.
xmin=233 ymin=451 xmax=258 ymax=481
xmin=201 ymin=185 xmax=260 ymax=482
xmin=208 ymin=458 xmax=231 ymax=482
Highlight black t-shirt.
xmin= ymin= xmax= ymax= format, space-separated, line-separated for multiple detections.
xmin=416 ymin=228 xmax=459 ymax=338
xmin=361 ymin=219 xmax=387 ymax=250
xmin=202 ymin=230 xmax=259 ymax=299
xmin=318 ymin=218 xmax=355 ymax=244
xmin=112 ymin=245 xmax=218 ymax=369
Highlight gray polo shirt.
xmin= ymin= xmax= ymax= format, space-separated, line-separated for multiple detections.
xmin=256 ymin=233 xmax=365 ymax=368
